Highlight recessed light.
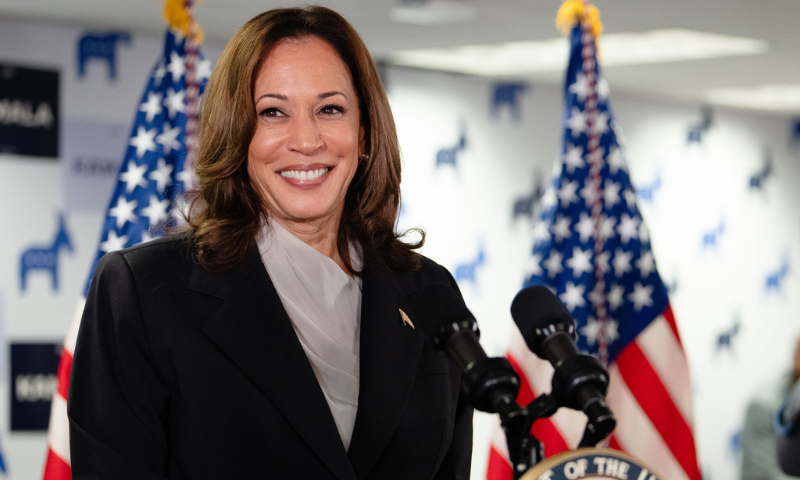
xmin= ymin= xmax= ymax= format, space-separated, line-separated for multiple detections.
xmin=390 ymin=29 xmax=768 ymax=76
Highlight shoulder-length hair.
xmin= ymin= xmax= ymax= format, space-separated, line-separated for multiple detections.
xmin=189 ymin=6 xmax=423 ymax=274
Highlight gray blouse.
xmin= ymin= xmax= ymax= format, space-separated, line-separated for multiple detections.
xmin=257 ymin=220 xmax=362 ymax=451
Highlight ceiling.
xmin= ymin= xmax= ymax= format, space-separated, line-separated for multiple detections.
xmin=2 ymin=0 xmax=800 ymax=113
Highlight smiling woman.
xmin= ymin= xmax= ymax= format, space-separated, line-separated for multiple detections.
xmin=67 ymin=6 xmax=473 ymax=480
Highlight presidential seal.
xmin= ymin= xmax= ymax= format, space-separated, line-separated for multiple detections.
xmin=520 ymin=448 xmax=662 ymax=480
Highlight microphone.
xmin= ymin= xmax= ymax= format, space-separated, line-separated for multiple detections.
xmin=511 ymin=286 xmax=615 ymax=445
xmin=407 ymin=284 xmax=520 ymax=414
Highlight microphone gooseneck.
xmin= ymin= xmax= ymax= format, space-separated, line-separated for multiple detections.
xmin=408 ymin=284 xmax=520 ymax=413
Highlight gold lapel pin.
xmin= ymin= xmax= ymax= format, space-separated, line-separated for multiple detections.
xmin=399 ymin=309 xmax=415 ymax=329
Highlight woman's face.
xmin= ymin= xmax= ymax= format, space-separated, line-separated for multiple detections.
xmin=248 ymin=36 xmax=362 ymax=230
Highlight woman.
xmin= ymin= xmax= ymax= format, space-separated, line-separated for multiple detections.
xmin=68 ymin=6 xmax=473 ymax=480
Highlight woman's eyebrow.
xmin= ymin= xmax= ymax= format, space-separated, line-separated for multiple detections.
xmin=319 ymin=91 xmax=347 ymax=100
xmin=257 ymin=93 xmax=288 ymax=101
xmin=256 ymin=92 xmax=346 ymax=101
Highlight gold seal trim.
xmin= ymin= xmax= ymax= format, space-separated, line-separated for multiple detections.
xmin=519 ymin=447 xmax=663 ymax=480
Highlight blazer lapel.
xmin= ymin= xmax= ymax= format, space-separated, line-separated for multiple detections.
xmin=191 ymin=250 xmax=357 ymax=480
xmin=347 ymin=259 xmax=424 ymax=479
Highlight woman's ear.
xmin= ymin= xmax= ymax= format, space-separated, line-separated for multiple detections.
xmin=359 ymin=124 xmax=366 ymax=156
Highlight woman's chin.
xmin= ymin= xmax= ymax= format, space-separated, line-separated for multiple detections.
xmin=271 ymin=205 xmax=340 ymax=226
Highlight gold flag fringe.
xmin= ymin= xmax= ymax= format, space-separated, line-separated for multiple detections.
xmin=556 ymin=0 xmax=603 ymax=38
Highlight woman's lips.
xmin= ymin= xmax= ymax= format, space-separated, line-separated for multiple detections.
xmin=278 ymin=166 xmax=332 ymax=187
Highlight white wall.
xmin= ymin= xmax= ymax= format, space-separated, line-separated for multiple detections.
xmin=2 ymin=17 xmax=799 ymax=480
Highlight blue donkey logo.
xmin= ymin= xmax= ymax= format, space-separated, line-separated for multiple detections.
xmin=687 ymin=108 xmax=713 ymax=144
xmin=749 ymin=154 xmax=772 ymax=190
xmin=455 ymin=246 xmax=486 ymax=285
xmin=491 ymin=83 xmax=527 ymax=120
xmin=436 ymin=133 xmax=467 ymax=169
xmin=766 ymin=259 xmax=790 ymax=293
xmin=702 ymin=222 xmax=725 ymax=249
xmin=715 ymin=319 xmax=740 ymax=353
xmin=635 ymin=175 xmax=662 ymax=204
xmin=513 ymin=173 xmax=545 ymax=220
xmin=20 ymin=214 xmax=73 ymax=291
xmin=78 ymin=31 xmax=131 ymax=81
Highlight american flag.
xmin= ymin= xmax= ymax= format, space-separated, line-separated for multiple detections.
xmin=42 ymin=26 xmax=210 ymax=479
xmin=487 ymin=15 xmax=703 ymax=480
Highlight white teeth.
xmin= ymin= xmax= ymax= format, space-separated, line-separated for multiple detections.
xmin=280 ymin=168 xmax=329 ymax=181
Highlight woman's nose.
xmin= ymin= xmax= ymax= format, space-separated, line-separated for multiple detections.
xmin=288 ymin=114 xmax=324 ymax=155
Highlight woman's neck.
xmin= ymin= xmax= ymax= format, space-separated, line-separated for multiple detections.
xmin=271 ymin=215 xmax=350 ymax=275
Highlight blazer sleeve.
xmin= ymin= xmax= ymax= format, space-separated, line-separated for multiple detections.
xmin=433 ymin=263 xmax=474 ymax=480
xmin=68 ymin=251 xmax=171 ymax=479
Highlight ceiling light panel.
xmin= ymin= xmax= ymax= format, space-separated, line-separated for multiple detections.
xmin=391 ymin=0 xmax=477 ymax=25
xmin=706 ymin=84 xmax=800 ymax=112
xmin=390 ymin=29 xmax=768 ymax=76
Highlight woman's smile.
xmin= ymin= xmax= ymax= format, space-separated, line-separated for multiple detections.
xmin=277 ymin=164 xmax=333 ymax=188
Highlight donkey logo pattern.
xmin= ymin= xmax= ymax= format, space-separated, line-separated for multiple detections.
xmin=20 ymin=214 xmax=73 ymax=291
xmin=491 ymin=83 xmax=527 ymax=120
xmin=78 ymin=31 xmax=131 ymax=81
xmin=454 ymin=246 xmax=486 ymax=285
xmin=436 ymin=133 xmax=467 ymax=169
xmin=766 ymin=259 xmax=790 ymax=293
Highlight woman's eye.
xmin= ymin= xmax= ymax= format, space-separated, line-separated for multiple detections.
xmin=320 ymin=104 xmax=345 ymax=115
xmin=259 ymin=108 xmax=284 ymax=118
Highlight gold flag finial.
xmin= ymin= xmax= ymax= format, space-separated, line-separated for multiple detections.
xmin=556 ymin=0 xmax=603 ymax=39
xmin=164 ymin=0 xmax=204 ymax=44
xmin=399 ymin=309 xmax=415 ymax=329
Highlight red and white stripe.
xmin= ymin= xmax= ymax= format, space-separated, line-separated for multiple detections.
xmin=42 ymin=300 xmax=84 ymax=480
xmin=487 ymin=305 xmax=702 ymax=480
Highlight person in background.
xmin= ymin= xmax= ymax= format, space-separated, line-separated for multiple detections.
xmin=774 ymin=336 xmax=800 ymax=477
xmin=740 ymin=335 xmax=800 ymax=479
xmin=67 ymin=7 xmax=472 ymax=479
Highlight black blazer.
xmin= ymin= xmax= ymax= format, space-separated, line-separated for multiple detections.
xmin=68 ymin=234 xmax=473 ymax=480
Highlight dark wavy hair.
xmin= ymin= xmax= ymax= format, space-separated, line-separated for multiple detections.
xmin=188 ymin=6 xmax=423 ymax=274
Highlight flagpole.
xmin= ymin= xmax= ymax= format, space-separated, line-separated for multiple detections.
xmin=576 ymin=1 xmax=612 ymax=365
xmin=182 ymin=0 xmax=200 ymax=193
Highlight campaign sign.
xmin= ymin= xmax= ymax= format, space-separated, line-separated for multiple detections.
xmin=10 ymin=343 xmax=61 ymax=431
xmin=520 ymin=448 xmax=662 ymax=480
xmin=0 ymin=63 xmax=60 ymax=158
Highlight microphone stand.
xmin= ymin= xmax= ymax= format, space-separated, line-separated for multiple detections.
xmin=416 ymin=285 xmax=615 ymax=478
xmin=491 ymin=353 xmax=617 ymax=480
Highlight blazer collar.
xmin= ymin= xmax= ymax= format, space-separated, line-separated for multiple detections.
xmin=191 ymin=249 xmax=357 ymax=480
xmin=346 ymin=257 xmax=424 ymax=479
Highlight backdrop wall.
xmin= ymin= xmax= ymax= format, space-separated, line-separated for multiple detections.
xmin=1 ymin=17 xmax=798 ymax=480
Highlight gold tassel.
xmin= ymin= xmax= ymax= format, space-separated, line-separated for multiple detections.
xmin=556 ymin=0 xmax=603 ymax=39
xmin=163 ymin=0 xmax=204 ymax=44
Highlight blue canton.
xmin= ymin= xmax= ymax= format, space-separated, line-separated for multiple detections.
xmin=523 ymin=25 xmax=668 ymax=363
xmin=84 ymin=29 xmax=211 ymax=295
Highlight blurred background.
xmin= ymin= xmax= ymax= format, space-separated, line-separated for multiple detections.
xmin=2 ymin=0 xmax=800 ymax=478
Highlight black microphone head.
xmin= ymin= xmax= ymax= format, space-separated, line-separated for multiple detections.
xmin=404 ymin=283 xmax=478 ymax=350
xmin=510 ymin=286 xmax=576 ymax=359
